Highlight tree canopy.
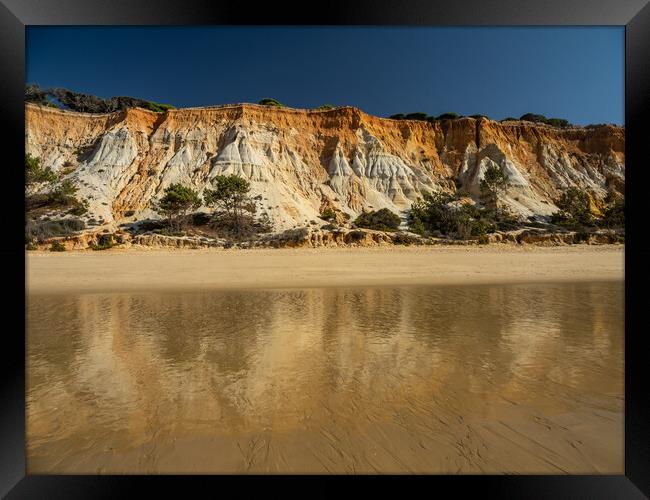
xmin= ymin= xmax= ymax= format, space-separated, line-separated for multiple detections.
xmin=551 ymin=187 xmax=593 ymax=225
xmin=155 ymin=183 xmax=201 ymax=231
xmin=520 ymin=113 xmax=570 ymax=128
xmin=25 ymin=84 xmax=175 ymax=113
xmin=25 ymin=153 xmax=57 ymax=186
xmin=480 ymin=164 xmax=509 ymax=215
xmin=436 ymin=112 xmax=462 ymax=120
xmin=203 ymin=174 xmax=267 ymax=239
xmin=203 ymin=175 xmax=251 ymax=216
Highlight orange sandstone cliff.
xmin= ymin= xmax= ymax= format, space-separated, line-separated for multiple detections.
xmin=25 ymin=103 xmax=624 ymax=230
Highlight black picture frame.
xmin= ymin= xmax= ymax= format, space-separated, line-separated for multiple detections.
xmin=2 ymin=0 xmax=648 ymax=497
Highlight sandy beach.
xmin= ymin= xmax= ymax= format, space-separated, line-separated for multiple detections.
xmin=26 ymin=246 xmax=625 ymax=473
xmin=26 ymin=245 xmax=624 ymax=294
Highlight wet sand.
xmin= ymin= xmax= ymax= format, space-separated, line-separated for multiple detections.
xmin=27 ymin=283 xmax=624 ymax=474
xmin=26 ymin=245 xmax=624 ymax=294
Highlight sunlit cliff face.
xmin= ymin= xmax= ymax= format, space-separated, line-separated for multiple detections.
xmin=25 ymin=103 xmax=624 ymax=230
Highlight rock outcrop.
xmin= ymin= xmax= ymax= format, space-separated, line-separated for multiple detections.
xmin=25 ymin=103 xmax=624 ymax=231
xmin=34 ymin=226 xmax=622 ymax=251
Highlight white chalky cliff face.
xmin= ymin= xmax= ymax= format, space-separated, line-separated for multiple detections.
xmin=25 ymin=103 xmax=624 ymax=229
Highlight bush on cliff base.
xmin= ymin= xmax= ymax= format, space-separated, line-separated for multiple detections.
xmin=26 ymin=218 xmax=86 ymax=243
xmin=550 ymin=187 xmax=593 ymax=226
xmin=89 ymin=233 xmax=115 ymax=251
xmin=600 ymin=197 xmax=625 ymax=229
xmin=319 ymin=208 xmax=337 ymax=222
xmin=354 ymin=208 xmax=401 ymax=232
xmin=50 ymin=241 xmax=66 ymax=252
xmin=408 ymin=192 xmax=497 ymax=240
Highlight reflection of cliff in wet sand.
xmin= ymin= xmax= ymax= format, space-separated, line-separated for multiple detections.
xmin=27 ymin=281 xmax=623 ymax=473
xmin=26 ymin=245 xmax=623 ymax=294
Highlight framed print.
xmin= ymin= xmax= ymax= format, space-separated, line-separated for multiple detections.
xmin=1 ymin=0 xmax=649 ymax=497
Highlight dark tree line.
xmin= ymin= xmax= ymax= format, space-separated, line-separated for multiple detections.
xmin=25 ymin=84 xmax=174 ymax=114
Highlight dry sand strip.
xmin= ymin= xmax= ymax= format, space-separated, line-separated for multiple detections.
xmin=26 ymin=245 xmax=624 ymax=294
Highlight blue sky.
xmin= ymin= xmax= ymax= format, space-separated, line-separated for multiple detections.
xmin=26 ymin=26 xmax=624 ymax=125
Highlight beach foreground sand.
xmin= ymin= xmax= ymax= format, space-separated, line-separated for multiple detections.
xmin=26 ymin=247 xmax=625 ymax=473
xmin=26 ymin=245 xmax=624 ymax=294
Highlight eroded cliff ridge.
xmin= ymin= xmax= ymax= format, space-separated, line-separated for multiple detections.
xmin=25 ymin=103 xmax=624 ymax=230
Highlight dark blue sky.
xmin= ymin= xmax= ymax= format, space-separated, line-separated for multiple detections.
xmin=26 ymin=26 xmax=624 ymax=125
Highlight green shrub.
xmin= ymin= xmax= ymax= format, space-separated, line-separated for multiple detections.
xmin=316 ymin=104 xmax=334 ymax=110
xmin=25 ymin=154 xmax=57 ymax=186
xmin=469 ymin=114 xmax=487 ymax=119
xmin=409 ymin=192 xmax=457 ymax=235
xmin=388 ymin=113 xmax=441 ymax=122
xmin=26 ymin=242 xmax=38 ymax=251
xmin=409 ymin=217 xmax=426 ymax=235
xmin=436 ymin=112 xmax=462 ymax=120
xmin=192 ymin=212 xmax=211 ymax=226
xmin=354 ymin=208 xmax=401 ymax=231
xmin=471 ymin=217 xmax=497 ymax=236
xmin=89 ymin=233 xmax=115 ymax=250
xmin=574 ymin=230 xmax=592 ymax=244
xmin=501 ymin=117 xmax=518 ymax=122
xmin=59 ymin=161 xmax=76 ymax=176
xmin=210 ymin=212 xmax=272 ymax=240
xmin=25 ymin=179 xmax=88 ymax=216
xmin=455 ymin=207 xmax=497 ymax=239
xmin=49 ymin=180 xmax=78 ymax=205
xmin=319 ymin=208 xmax=337 ymax=221
xmin=204 ymin=174 xmax=273 ymax=240
xmin=520 ymin=113 xmax=571 ymax=128
xmin=545 ymin=118 xmax=570 ymax=128
xmin=520 ymin=113 xmax=547 ymax=123
xmin=258 ymin=98 xmax=285 ymax=107
xmin=551 ymin=187 xmax=593 ymax=226
xmin=404 ymin=112 xmax=430 ymax=121
xmin=409 ymin=192 xmax=501 ymax=240
xmin=600 ymin=197 xmax=624 ymax=229
xmin=154 ymin=183 xmax=201 ymax=231
xmin=145 ymin=101 xmax=175 ymax=113
xmin=26 ymin=218 xmax=86 ymax=242
xmin=480 ymin=164 xmax=509 ymax=215
xmin=50 ymin=241 xmax=66 ymax=252
xmin=136 ymin=219 xmax=166 ymax=232
xmin=68 ymin=199 xmax=89 ymax=216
